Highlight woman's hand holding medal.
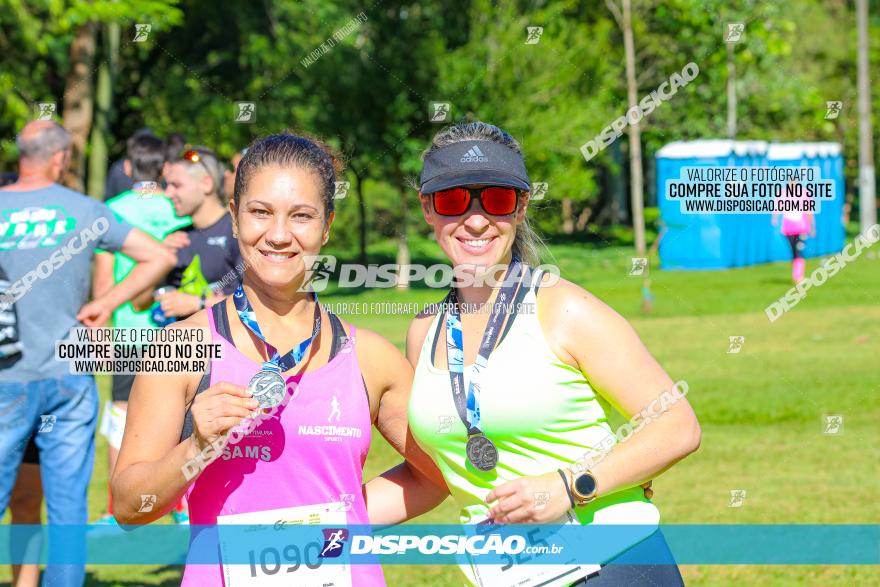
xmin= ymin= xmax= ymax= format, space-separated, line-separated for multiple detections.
xmin=189 ymin=381 xmax=259 ymax=457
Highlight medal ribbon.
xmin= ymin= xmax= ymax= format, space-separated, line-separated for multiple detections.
xmin=444 ymin=260 xmax=527 ymax=436
xmin=233 ymin=283 xmax=321 ymax=372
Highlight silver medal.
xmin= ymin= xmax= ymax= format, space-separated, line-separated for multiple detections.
xmin=466 ymin=434 xmax=498 ymax=472
xmin=248 ymin=369 xmax=286 ymax=409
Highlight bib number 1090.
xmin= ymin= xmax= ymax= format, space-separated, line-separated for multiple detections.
xmin=248 ymin=543 xmax=323 ymax=577
xmin=218 ymin=502 xmax=352 ymax=587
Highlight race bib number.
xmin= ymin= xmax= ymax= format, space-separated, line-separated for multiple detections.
xmin=217 ymin=502 xmax=352 ymax=587
xmin=470 ymin=511 xmax=600 ymax=587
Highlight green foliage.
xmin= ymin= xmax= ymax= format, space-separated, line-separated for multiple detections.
xmin=0 ymin=0 xmax=181 ymax=161
xmin=431 ymin=0 xmax=619 ymax=235
xmin=1 ymin=0 xmax=878 ymax=237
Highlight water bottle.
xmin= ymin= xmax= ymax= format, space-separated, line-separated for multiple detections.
xmin=149 ymin=286 xmax=177 ymax=327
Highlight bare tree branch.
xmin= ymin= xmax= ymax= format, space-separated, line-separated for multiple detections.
xmin=605 ymin=0 xmax=623 ymax=28
xmin=262 ymin=0 xmax=279 ymax=40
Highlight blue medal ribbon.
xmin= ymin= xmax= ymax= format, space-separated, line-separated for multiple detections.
xmin=232 ymin=283 xmax=321 ymax=373
xmin=444 ymin=260 xmax=527 ymax=436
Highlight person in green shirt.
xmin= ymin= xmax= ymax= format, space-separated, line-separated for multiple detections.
xmin=92 ymin=133 xmax=191 ymax=523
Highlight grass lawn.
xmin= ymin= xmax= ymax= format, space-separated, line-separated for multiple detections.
xmin=2 ymin=241 xmax=879 ymax=586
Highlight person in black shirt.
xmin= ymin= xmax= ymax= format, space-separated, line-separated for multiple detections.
xmin=138 ymin=146 xmax=241 ymax=318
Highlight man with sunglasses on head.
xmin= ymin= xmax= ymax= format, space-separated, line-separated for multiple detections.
xmin=91 ymin=133 xmax=192 ymax=526
xmin=135 ymin=146 xmax=241 ymax=319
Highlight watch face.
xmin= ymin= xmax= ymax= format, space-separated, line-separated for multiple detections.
xmin=575 ymin=473 xmax=597 ymax=497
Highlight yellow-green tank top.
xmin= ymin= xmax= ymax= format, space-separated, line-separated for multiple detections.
xmin=408 ymin=274 xmax=660 ymax=584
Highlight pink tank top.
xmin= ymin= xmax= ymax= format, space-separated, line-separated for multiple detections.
xmin=781 ymin=211 xmax=811 ymax=236
xmin=181 ymin=305 xmax=385 ymax=586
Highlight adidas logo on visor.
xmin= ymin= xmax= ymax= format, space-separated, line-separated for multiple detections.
xmin=460 ymin=145 xmax=489 ymax=163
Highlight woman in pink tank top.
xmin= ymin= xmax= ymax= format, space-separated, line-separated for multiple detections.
xmin=772 ymin=180 xmax=816 ymax=283
xmin=110 ymin=134 xmax=446 ymax=586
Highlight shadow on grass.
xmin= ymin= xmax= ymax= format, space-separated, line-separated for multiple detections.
xmin=760 ymin=277 xmax=798 ymax=286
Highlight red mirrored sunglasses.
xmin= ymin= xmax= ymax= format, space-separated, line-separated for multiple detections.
xmin=179 ymin=148 xmax=215 ymax=177
xmin=430 ymin=186 xmax=520 ymax=216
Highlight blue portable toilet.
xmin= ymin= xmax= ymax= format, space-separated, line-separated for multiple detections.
xmin=656 ymin=140 xmax=845 ymax=270
xmin=766 ymin=143 xmax=845 ymax=261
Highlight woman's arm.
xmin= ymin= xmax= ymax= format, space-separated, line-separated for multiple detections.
xmin=364 ymin=462 xmax=448 ymax=525
xmin=357 ymin=325 xmax=449 ymax=525
xmin=488 ymin=277 xmax=700 ymax=523
xmin=110 ymin=316 xmax=257 ymax=524
xmin=110 ymin=342 xmax=200 ymax=524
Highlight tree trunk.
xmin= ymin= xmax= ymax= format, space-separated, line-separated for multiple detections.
xmin=611 ymin=139 xmax=626 ymax=223
xmin=62 ymin=22 xmax=98 ymax=193
xmin=562 ymin=198 xmax=574 ymax=234
xmin=726 ymin=41 xmax=737 ymax=139
xmin=353 ymin=171 xmax=368 ymax=266
xmin=576 ymin=207 xmax=593 ymax=231
xmin=622 ymin=0 xmax=645 ymax=256
xmin=87 ymin=22 xmax=119 ymax=200
xmin=395 ymin=178 xmax=410 ymax=290
xmin=856 ymin=0 xmax=877 ymax=232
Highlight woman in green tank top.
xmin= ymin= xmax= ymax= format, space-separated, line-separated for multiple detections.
xmin=401 ymin=121 xmax=700 ymax=586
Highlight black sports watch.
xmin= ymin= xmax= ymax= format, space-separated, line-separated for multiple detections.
xmin=569 ymin=469 xmax=599 ymax=506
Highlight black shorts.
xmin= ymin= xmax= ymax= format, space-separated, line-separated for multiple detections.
xmin=573 ymin=530 xmax=684 ymax=586
xmin=787 ymin=234 xmax=805 ymax=259
xmin=111 ymin=372 xmax=137 ymax=403
xmin=22 ymin=436 xmax=39 ymax=465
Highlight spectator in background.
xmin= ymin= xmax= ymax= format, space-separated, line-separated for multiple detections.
xmin=103 ymin=128 xmax=157 ymax=200
xmin=133 ymin=146 xmax=241 ymax=319
xmin=773 ymin=180 xmax=816 ymax=283
xmin=6 ymin=438 xmax=39 ymax=587
xmin=163 ymin=133 xmax=187 ymax=174
xmin=0 ymin=120 xmax=175 ymax=587
xmin=0 ymin=173 xmax=36 ymax=587
xmin=222 ymin=148 xmax=246 ymax=201
xmin=91 ymin=134 xmax=192 ymax=525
